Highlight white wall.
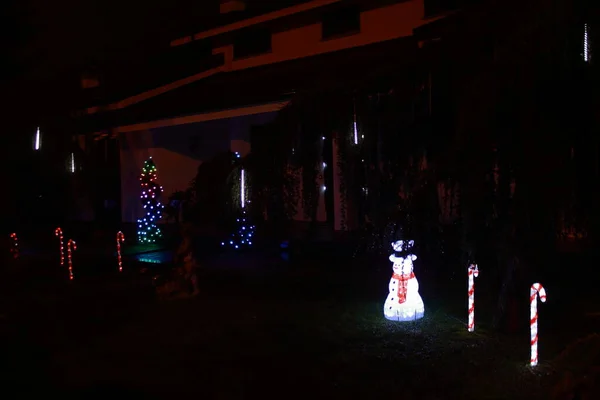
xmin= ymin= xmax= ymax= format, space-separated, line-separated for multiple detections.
xmin=119 ymin=112 xmax=278 ymax=223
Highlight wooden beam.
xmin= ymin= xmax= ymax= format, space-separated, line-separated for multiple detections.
xmin=107 ymin=100 xmax=290 ymax=134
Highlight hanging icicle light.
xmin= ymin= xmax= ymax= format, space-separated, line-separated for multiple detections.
xmin=353 ymin=100 xmax=359 ymax=145
xmin=241 ymin=168 xmax=245 ymax=209
xmin=70 ymin=153 xmax=76 ymax=173
xmin=34 ymin=127 xmax=41 ymax=150
xmin=584 ymin=23 xmax=591 ymax=62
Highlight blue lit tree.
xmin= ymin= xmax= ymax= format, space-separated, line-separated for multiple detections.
xmin=137 ymin=157 xmax=165 ymax=243
xmin=221 ymin=152 xmax=256 ymax=250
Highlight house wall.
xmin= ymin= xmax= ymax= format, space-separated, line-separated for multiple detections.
xmin=228 ymin=0 xmax=427 ymax=71
xmin=119 ymin=112 xmax=277 ymax=223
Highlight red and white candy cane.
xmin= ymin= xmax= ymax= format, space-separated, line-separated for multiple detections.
xmin=55 ymin=227 xmax=64 ymax=266
xmin=9 ymin=233 xmax=18 ymax=259
xmin=467 ymin=264 xmax=479 ymax=332
xmin=67 ymin=239 xmax=77 ymax=281
xmin=116 ymin=231 xmax=125 ymax=272
xmin=530 ymin=283 xmax=547 ymax=367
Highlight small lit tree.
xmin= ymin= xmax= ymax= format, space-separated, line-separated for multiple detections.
xmin=221 ymin=152 xmax=256 ymax=250
xmin=137 ymin=157 xmax=164 ymax=243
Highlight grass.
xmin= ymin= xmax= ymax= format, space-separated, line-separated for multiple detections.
xmin=1 ymin=251 xmax=596 ymax=399
xmin=120 ymin=242 xmax=167 ymax=256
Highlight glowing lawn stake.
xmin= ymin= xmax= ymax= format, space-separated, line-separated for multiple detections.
xmin=55 ymin=227 xmax=64 ymax=266
xmin=530 ymin=283 xmax=547 ymax=367
xmin=468 ymin=264 xmax=479 ymax=332
xmin=116 ymin=231 xmax=125 ymax=272
xmin=67 ymin=239 xmax=76 ymax=280
xmin=9 ymin=233 xmax=18 ymax=259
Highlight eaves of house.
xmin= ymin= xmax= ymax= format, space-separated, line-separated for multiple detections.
xmin=82 ymin=34 xmax=417 ymax=136
xmin=80 ymin=0 xmax=448 ymax=137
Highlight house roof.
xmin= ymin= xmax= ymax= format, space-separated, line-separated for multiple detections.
xmin=82 ymin=35 xmax=417 ymax=135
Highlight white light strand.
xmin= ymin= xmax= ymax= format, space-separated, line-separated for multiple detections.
xmin=584 ymin=23 xmax=590 ymax=62
xmin=70 ymin=153 xmax=75 ymax=173
xmin=35 ymin=127 xmax=41 ymax=150
xmin=241 ymin=168 xmax=245 ymax=208
xmin=353 ymin=101 xmax=358 ymax=145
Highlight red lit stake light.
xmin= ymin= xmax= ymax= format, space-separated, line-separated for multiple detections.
xmin=117 ymin=231 xmax=125 ymax=272
xmin=55 ymin=227 xmax=64 ymax=266
xmin=9 ymin=233 xmax=18 ymax=259
xmin=67 ymin=239 xmax=76 ymax=280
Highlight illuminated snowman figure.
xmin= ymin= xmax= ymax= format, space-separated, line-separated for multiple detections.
xmin=383 ymin=240 xmax=425 ymax=321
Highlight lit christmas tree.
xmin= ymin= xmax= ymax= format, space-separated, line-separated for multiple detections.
xmin=221 ymin=152 xmax=255 ymax=250
xmin=137 ymin=157 xmax=165 ymax=243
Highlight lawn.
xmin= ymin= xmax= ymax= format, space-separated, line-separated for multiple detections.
xmin=1 ymin=250 xmax=597 ymax=399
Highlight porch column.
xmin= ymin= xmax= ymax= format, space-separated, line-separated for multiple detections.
xmin=332 ymin=133 xmax=347 ymax=231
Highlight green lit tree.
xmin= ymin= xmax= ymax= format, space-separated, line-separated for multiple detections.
xmin=137 ymin=157 xmax=164 ymax=243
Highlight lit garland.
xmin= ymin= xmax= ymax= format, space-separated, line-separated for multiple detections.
xmin=137 ymin=157 xmax=164 ymax=243
xmin=9 ymin=233 xmax=18 ymax=259
xmin=383 ymin=240 xmax=425 ymax=321
xmin=55 ymin=227 xmax=64 ymax=266
xmin=67 ymin=239 xmax=76 ymax=280
xmin=116 ymin=231 xmax=125 ymax=272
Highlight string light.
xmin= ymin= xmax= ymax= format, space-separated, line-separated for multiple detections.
xmin=9 ymin=233 xmax=18 ymax=259
xmin=241 ymin=169 xmax=245 ymax=209
xmin=584 ymin=23 xmax=590 ymax=62
xmin=70 ymin=153 xmax=75 ymax=173
xmin=137 ymin=157 xmax=164 ymax=243
xmin=221 ymin=152 xmax=255 ymax=250
xmin=67 ymin=239 xmax=77 ymax=280
xmin=221 ymin=211 xmax=255 ymax=250
xmin=55 ymin=227 xmax=64 ymax=266
xmin=383 ymin=240 xmax=425 ymax=321
xmin=353 ymin=101 xmax=358 ymax=145
xmin=34 ymin=127 xmax=41 ymax=150
xmin=116 ymin=231 xmax=125 ymax=272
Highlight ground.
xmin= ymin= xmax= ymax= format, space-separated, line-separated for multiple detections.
xmin=1 ymin=246 xmax=598 ymax=399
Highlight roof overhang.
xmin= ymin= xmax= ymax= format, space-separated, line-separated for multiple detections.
xmin=93 ymin=100 xmax=290 ymax=138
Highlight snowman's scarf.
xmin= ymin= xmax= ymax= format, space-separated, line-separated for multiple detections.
xmin=392 ymin=272 xmax=415 ymax=304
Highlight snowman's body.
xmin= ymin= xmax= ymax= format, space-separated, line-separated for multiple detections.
xmin=383 ymin=240 xmax=425 ymax=321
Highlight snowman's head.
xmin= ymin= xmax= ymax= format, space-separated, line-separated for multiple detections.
xmin=392 ymin=254 xmax=417 ymax=274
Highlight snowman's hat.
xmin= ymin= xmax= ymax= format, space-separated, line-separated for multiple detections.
xmin=391 ymin=240 xmax=414 ymax=252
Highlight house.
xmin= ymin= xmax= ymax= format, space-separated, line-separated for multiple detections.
xmin=74 ymin=0 xmax=458 ymax=230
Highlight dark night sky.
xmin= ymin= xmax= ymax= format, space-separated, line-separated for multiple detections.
xmin=4 ymin=0 xmax=309 ymax=115
xmin=7 ymin=0 xmax=216 ymax=81
xmin=3 ymin=0 xmax=219 ymax=118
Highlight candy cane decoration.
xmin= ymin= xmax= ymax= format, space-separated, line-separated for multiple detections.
xmin=55 ymin=227 xmax=64 ymax=266
xmin=116 ymin=231 xmax=125 ymax=272
xmin=9 ymin=233 xmax=18 ymax=259
xmin=67 ymin=239 xmax=76 ymax=280
xmin=530 ymin=283 xmax=547 ymax=367
xmin=467 ymin=264 xmax=479 ymax=332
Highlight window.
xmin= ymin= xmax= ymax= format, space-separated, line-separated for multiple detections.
xmin=233 ymin=28 xmax=271 ymax=59
xmin=322 ymin=6 xmax=360 ymax=39
xmin=424 ymin=0 xmax=459 ymax=18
